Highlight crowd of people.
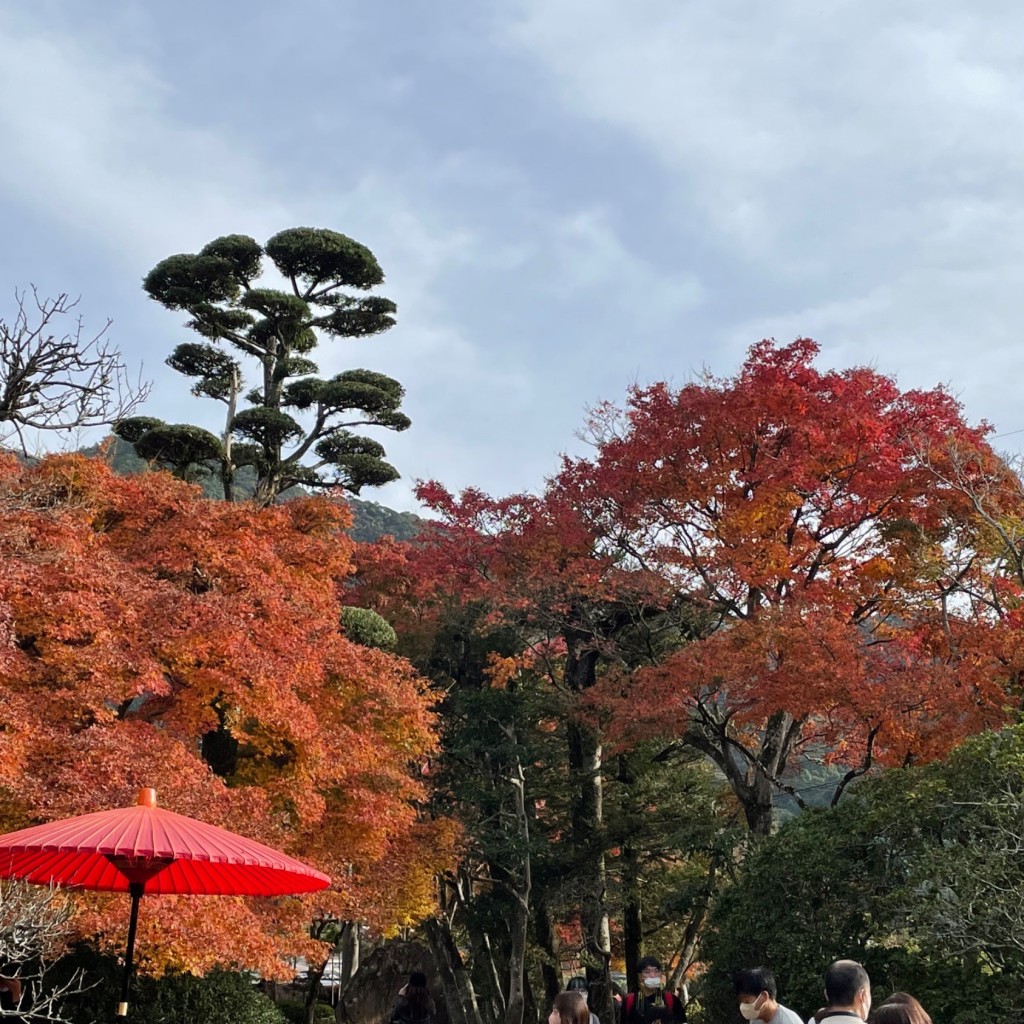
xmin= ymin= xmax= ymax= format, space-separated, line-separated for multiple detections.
xmin=390 ymin=955 xmax=932 ymax=1024
xmin=550 ymin=957 xmax=932 ymax=1024
xmin=730 ymin=960 xmax=932 ymax=1023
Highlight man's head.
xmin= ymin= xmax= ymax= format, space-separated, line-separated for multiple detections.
xmin=637 ymin=956 xmax=663 ymax=990
xmin=824 ymin=960 xmax=871 ymax=1019
xmin=733 ymin=968 xmax=778 ymax=1021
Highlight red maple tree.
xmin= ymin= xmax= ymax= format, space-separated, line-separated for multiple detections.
xmin=378 ymin=340 xmax=1014 ymax=838
xmin=563 ymin=339 xmax=1011 ymax=831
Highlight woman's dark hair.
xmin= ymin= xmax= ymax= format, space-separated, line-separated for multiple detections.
xmin=637 ymin=956 xmax=663 ymax=973
xmin=874 ymin=993 xmax=931 ymax=1024
xmin=566 ymin=977 xmax=589 ymax=992
xmin=404 ymin=973 xmax=433 ymax=1018
xmin=554 ymin=991 xmax=590 ymax=1024
xmin=868 ymin=1004 xmax=929 ymax=1024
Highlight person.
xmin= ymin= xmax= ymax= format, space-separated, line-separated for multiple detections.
xmin=622 ymin=956 xmax=685 ymax=1024
xmin=867 ymin=1006 xmax=925 ymax=1024
xmin=869 ymin=993 xmax=931 ymax=1024
xmin=391 ymin=972 xmax=435 ymax=1024
xmin=551 ymin=991 xmax=592 ymax=1024
xmin=733 ymin=967 xmax=803 ymax=1023
xmin=566 ymin=975 xmax=601 ymax=1024
xmin=817 ymin=960 xmax=872 ymax=1022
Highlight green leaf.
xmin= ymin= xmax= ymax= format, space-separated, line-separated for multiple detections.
xmin=265 ymin=227 xmax=384 ymax=290
xmin=143 ymin=253 xmax=241 ymax=308
xmin=198 ymin=234 xmax=263 ymax=282
xmin=135 ymin=424 xmax=224 ymax=468
xmin=231 ymin=407 xmax=304 ymax=448
xmin=113 ymin=416 xmax=166 ymax=445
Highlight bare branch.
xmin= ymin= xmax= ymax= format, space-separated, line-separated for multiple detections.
xmin=0 ymin=287 xmax=151 ymax=454
xmin=0 ymin=881 xmax=92 ymax=1022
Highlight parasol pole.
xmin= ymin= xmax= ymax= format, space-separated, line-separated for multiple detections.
xmin=117 ymin=881 xmax=144 ymax=1017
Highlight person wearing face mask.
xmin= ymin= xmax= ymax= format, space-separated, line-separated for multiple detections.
xmin=621 ymin=957 xmax=685 ymax=1024
xmin=733 ymin=967 xmax=803 ymax=1024
xmin=566 ymin=976 xmax=601 ymax=1024
xmin=817 ymin=960 xmax=872 ymax=1022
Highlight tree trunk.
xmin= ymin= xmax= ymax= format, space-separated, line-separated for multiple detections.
xmin=533 ymin=896 xmax=563 ymax=1008
xmin=305 ymin=918 xmax=339 ymax=1024
xmin=305 ymin=964 xmax=326 ymax=1024
xmin=567 ymin=716 xmax=613 ymax=1024
xmin=523 ymin=971 xmax=538 ymax=1024
xmin=504 ymin=746 xmax=532 ymax=1024
xmin=478 ymin=930 xmax=506 ymax=1024
xmin=425 ymin=916 xmax=484 ymax=1024
xmin=666 ymin=856 xmax=720 ymax=1001
xmin=451 ymin=867 xmax=501 ymax=1024
xmin=686 ymin=708 xmax=802 ymax=836
xmin=221 ymin=365 xmax=239 ymax=502
xmin=622 ymin=842 xmax=642 ymax=987
xmin=339 ymin=922 xmax=360 ymax=987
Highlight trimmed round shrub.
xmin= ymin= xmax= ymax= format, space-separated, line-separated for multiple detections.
xmin=340 ymin=606 xmax=397 ymax=651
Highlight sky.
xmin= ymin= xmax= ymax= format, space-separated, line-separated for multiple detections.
xmin=2 ymin=1 xmax=1024 ymax=511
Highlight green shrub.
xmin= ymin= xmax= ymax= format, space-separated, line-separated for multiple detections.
xmin=340 ymin=606 xmax=397 ymax=650
xmin=52 ymin=946 xmax=286 ymax=1024
xmin=279 ymin=1001 xmax=335 ymax=1023
xmin=695 ymin=729 xmax=1024 ymax=1024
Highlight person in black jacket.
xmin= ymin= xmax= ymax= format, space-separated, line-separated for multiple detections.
xmin=621 ymin=957 xmax=684 ymax=1024
xmin=391 ymin=972 xmax=435 ymax=1024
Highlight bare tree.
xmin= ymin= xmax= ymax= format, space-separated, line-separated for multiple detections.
xmin=0 ymin=881 xmax=89 ymax=1022
xmin=0 ymin=288 xmax=150 ymax=454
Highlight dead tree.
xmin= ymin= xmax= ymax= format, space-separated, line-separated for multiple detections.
xmin=0 ymin=288 xmax=150 ymax=454
xmin=0 ymin=881 xmax=90 ymax=1022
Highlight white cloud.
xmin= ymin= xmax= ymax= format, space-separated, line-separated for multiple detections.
xmin=501 ymin=0 xmax=1024 ymax=443
xmin=549 ymin=208 xmax=703 ymax=324
xmin=0 ymin=11 xmax=290 ymax=267
xmin=503 ymin=1 xmax=1024 ymax=265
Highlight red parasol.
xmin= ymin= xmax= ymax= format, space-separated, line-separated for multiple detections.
xmin=0 ymin=788 xmax=330 ymax=1017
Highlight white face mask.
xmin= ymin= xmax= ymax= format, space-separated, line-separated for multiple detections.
xmin=739 ymin=1003 xmax=761 ymax=1021
xmin=643 ymin=978 xmax=661 ymax=989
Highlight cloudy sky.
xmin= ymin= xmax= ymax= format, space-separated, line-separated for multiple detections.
xmin=2 ymin=1 xmax=1023 ymax=510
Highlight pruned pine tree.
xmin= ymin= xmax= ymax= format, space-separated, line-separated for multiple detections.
xmin=116 ymin=228 xmax=409 ymax=503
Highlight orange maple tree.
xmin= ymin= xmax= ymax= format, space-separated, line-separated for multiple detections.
xmin=0 ymin=453 xmax=451 ymax=975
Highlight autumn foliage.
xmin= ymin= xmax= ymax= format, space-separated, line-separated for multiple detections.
xmin=567 ymin=340 xmax=1011 ymax=775
xmin=0 ymin=454 xmax=450 ymax=975
xmin=385 ymin=340 xmax=1016 ymax=834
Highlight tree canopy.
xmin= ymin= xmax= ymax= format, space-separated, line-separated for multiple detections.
xmin=564 ymin=339 xmax=1010 ymax=831
xmin=115 ymin=228 xmax=409 ymax=504
xmin=0 ymin=454 xmax=452 ymax=976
